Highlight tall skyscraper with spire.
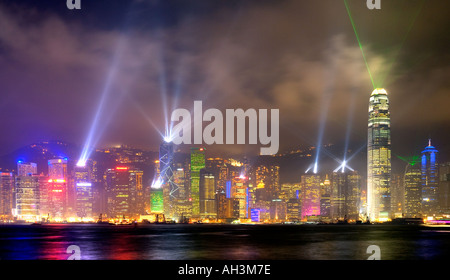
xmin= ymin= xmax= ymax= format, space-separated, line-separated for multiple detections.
xmin=421 ymin=139 xmax=439 ymax=217
xmin=367 ymin=88 xmax=391 ymax=222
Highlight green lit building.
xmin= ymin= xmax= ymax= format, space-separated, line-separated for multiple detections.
xmin=190 ymin=147 xmax=205 ymax=216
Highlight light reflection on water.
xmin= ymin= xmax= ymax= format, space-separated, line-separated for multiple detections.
xmin=0 ymin=224 xmax=449 ymax=260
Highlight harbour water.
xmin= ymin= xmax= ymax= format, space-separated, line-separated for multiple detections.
xmin=0 ymin=224 xmax=449 ymax=260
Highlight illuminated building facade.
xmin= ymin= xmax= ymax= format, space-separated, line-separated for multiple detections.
xmin=17 ymin=161 xmax=37 ymax=176
xmin=331 ymin=171 xmax=360 ymax=222
xmin=254 ymin=165 xmax=280 ymax=202
xmin=391 ymin=174 xmax=404 ymax=218
xmin=47 ymin=158 xmax=68 ymax=219
xmin=404 ymin=163 xmax=422 ymax=218
xmin=16 ymin=160 xmax=40 ymax=221
xmin=190 ymin=147 xmax=205 ymax=216
xmin=301 ymin=174 xmax=321 ymax=220
xmin=216 ymin=189 xmax=239 ymax=220
xmin=160 ymin=141 xmax=177 ymax=218
xmin=421 ymin=140 xmax=439 ymax=217
xmin=320 ymin=175 xmax=332 ymax=221
xmin=231 ymin=176 xmax=249 ymax=219
xmin=74 ymin=165 xmax=93 ymax=219
xmin=106 ymin=166 xmax=143 ymax=219
xmin=199 ymin=169 xmax=216 ymax=218
xmin=15 ymin=175 xmax=40 ymax=221
xmin=286 ymin=198 xmax=301 ymax=221
xmin=0 ymin=172 xmax=15 ymax=219
xmin=150 ymin=187 xmax=164 ymax=213
xmin=270 ymin=199 xmax=286 ymax=221
xmin=439 ymin=162 xmax=450 ymax=215
xmin=367 ymin=88 xmax=391 ymax=222
xmin=206 ymin=158 xmax=227 ymax=192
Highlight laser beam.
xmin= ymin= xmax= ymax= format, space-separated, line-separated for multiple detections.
xmin=344 ymin=0 xmax=375 ymax=89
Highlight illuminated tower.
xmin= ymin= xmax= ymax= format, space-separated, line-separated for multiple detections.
xmin=301 ymin=174 xmax=321 ymax=220
xmin=320 ymin=175 xmax=332 ymax=221
xmin=160 ymin=141 xmax=177 ymax=218
xmin=105 ymin=166 xmax=143 ymax=219
xmin=439 ymin=162 xmax=450 ymax=215
xmin=199 ymin=169 xmax=216 ymax=218
xmin=0 ymin=172 xmax=15 ymax=219
xmin=47 ymin=158 xmax=68 ymax=219
xmin=331 ymin=171 xmax=360 ymax=222
xmin=367 ymin=88 xmax=391 ymax=222
xmin=74 ymin=164 xmax=93 ymax=219
xmin=230 ymin=176 xmax=249 ymax=219
xmin=421 ymin=140 xmax=439 ymax=217
xmin=15 ymin=175 xmax=40 ymax=221
xmin=15 ymin=161 xmax=40 ymax=221
xmin=190 ymin=147 xmax=205 ymax=216
xmin=404 ymin=163 xmax=422 ymax=218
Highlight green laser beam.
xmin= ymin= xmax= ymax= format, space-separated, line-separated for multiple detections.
xmin=396 ymin=154 xmax=420 ymax=166
xmin=344 ymin=0 xmax=375 ymax=89
xmin=378 ymin=0 xmax=426 ymax=88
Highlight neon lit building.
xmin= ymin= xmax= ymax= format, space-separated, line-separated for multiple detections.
xmin=421 ymin=140 xmax=439 ymax=217
xmin=190 ymin=147 xmax=205 ymax=216
xmin=150 ymin=188 xmax=164 ymax=213
xmin=367 ymin=88 xmax=391 ymax=222
xmin=47 ymin=158 xmax=68 ymax=219
xmin=300 ymin=174 xmax=321 ymax=220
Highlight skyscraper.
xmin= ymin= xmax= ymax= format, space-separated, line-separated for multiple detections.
xmin=199 ymin=169 xmax=216 ymax=218
xmin=105 ymin=166 xmax=143 ymax=219
xmin=331 ymin=171 xmax=360 ymax=222
xmin=190 ymin=147 xmax=205 ymax=216
xmin=421 ymin=140 xmax=439 ymax=217
xmin=47 ymin=158 xmax=68 ymax=219
xmin=0 ymin=172 xmax=15 ymax=220
xmin=404 ymin=163 xmax=422 ymax=218
xmin=301 ymin=174 xmax=321 ymax=220
xmin=160 ymin=141 xmax=177 ymax=218
xmin=15 ymin=175 xmax=40 ymax=221
xmin=367 ymin=88 xmax=391 ymax=222
xmin=439 ymin=162 xmax=450 ymax=215
xmin=228 ymin=176 xmax=249 ymax=219
xmin=74 ymin=165 xmax=93 ymax=219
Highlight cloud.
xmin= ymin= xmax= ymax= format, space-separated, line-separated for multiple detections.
xmin=0 ymin=0 xmax=449 ymax=162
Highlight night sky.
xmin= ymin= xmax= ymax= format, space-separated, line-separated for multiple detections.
xmin=0 ymin=0 xmax=449 ymax=166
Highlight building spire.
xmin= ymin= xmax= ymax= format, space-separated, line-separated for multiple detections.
xmin=428 ymin=138 xmax=432 ymax=147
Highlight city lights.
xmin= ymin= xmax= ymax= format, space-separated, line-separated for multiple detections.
xmin=0 ymin=0 xmax=449 ymax=263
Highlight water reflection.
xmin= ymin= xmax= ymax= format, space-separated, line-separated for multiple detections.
xmin=1 ymin=224 xmax=450 ymax=260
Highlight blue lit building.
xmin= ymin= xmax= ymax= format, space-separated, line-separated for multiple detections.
xmin=421 ymin=140 xmax=439 ymax=217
